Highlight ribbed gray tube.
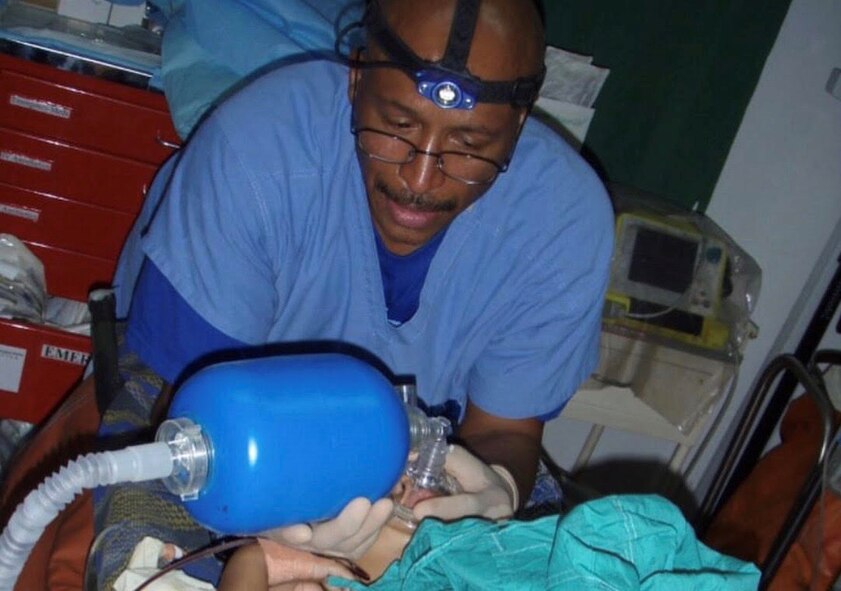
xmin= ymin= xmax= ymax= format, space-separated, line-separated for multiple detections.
xmin=0 ymin=442 xmax=173 ymax=590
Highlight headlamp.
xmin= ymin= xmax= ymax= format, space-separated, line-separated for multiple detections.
xmin=416 ymin=70 xmax=476 ymax=110
xmin=337 ymin=0 xmax=545 ymax=111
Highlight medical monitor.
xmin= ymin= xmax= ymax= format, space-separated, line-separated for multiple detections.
xmin=610 ymin=213 xmax=728 ymax=320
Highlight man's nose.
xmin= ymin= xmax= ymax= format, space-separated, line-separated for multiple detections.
xmin=398 ymin=151 xmax=446 ymax=194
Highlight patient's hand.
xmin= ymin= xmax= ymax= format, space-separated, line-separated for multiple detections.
xmin=259 ymin=538 xmax=356 ymax=587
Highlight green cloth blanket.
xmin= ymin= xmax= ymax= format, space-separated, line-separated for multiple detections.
xmin=332 ymin=494 xmax=760 ymax=590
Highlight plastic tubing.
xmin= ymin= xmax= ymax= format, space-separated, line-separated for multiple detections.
xmin=0 ymin=441 xmax=173 ymax=591
xmin=408 ymin=435 xmax=450 ymax=490
xmin=405 ymin=405 xmax=451 ymax=450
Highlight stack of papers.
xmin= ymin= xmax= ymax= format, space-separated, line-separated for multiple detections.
xmin=534 ymin=47 xmax=610 ymax=149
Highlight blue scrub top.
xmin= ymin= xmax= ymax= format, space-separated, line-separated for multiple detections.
xmin=116 ymin=59 xmax=614 ymax=422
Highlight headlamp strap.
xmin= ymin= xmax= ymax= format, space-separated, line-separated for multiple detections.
xmin=477 ymin=74 xmax=545 ymax=107
xmin=361 ymin=0 xmax=545 ymax=108
xmin=440 ymin=0 xmax=480 ymax=72
xmin=363 ymin=1 xmax=426 ymax=73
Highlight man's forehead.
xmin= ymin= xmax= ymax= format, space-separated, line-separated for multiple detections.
xmin=378 ymin=0 xmax=543 ymax=81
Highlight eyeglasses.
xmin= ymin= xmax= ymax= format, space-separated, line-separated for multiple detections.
xmin=351 ymin=126 xmax=508 ymax=185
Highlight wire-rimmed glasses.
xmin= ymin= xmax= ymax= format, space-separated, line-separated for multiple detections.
xmin=352 ymin=126 xmax=508 ymax=185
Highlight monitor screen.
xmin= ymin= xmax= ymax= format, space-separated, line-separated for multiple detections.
xmin=628 ymin=228 xmax=698 ymax=294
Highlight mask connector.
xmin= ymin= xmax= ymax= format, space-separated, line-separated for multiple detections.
xmin=156 ymin=418 xmax=210 ymax=501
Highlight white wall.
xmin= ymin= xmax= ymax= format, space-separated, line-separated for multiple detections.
xmin=695 ymin=0 xmax=841 ymax=503
xmin=543 ymin=0 xmax=841 ymax=512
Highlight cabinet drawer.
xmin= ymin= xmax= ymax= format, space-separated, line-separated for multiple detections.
xmin=0 ymin=319 xmax=89 ymax=424
xmin=24 ymin=241 xmax=116 ymax=302
xmin=0 ymin=68 xmax=179 ymax=164
xmin=0 ymin=183 xmax=135 ymax=259
xmin=0 ymin=128 xmax=156 ymax=213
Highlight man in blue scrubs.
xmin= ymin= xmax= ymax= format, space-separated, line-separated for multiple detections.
xmin=100 ymin=0 xmax=613 ymax=582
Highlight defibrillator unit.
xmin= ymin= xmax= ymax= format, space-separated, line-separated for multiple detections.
xmin=604 ymin=210 xmax=731 ymax=351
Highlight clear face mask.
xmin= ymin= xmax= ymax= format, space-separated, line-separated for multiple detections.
xmin=390 ymin=435 xmax=462 ymax=533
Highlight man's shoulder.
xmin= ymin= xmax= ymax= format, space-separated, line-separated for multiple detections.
xmin=198 ymin=59 xmax=349 ymax=167
xmin=216 ymin=59 xmax=346 ymax=121
xmin=469 ymin=119 xmax=614 ymax=274
xmin=516 ymin=118 xmax=597 ymax=182
xmin=248 ymin=59 xmax=345 ymax=92
xmin=496 ymin=119 xmax=612 ymax=224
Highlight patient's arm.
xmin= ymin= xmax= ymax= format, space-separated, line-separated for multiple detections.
xmin=218 ymin=538 xmax=358 ymax=590
xmin=218 ymin=543 xmax=268 ymax=589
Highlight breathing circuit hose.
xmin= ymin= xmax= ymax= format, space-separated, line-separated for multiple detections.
xmin=0 ymin=442 xmax=174 ymax=591
xmin=0 ymin=411 xmax=445 ymax=590
xmin=0 ymin=354 xmax=450 ymax=589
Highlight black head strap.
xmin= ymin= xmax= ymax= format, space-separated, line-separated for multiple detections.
xmin=440 ymin=0 xmax=480 ymax=72
xmin=362 ymin=1 xmax=427 ymax=74
xmin=360 ymin=0 xmax=545 ymax=109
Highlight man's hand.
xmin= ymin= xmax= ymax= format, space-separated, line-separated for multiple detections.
xmin=413 ymin=444 xmax=519 ymax=521
xmin=263 ymin=497 xmax=394 ymax=561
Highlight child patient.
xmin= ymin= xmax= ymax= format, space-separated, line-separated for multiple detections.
xmin=218 ymin=441 xmax=468 ymax=590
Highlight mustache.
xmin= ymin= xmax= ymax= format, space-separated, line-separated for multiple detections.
xmin=375 ymin=180 xmax=457 ymax=213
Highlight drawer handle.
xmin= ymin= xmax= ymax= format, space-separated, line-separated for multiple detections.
xmin=156 ymin=132 xmax=180 ymax=150
xmin=0 ymin=202 xmax=40 ymax=222
xmin=9 ymin=94 xmax=72 ymax=119
xmin=0 ymin=150 xmax=52 ymax=171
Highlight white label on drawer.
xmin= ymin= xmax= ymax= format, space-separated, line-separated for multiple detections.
xmin=0 ymin=344 xmax=26 ymax=393
xmin=41 ymin=344 xmax=90 ymax=367
xmin=0 ymin=151 xmax=52 ymax=171
xmin=0 ymin=202 xmax=40 ymax=222
xmin=9 ymin=94 xmax=72 ymax=119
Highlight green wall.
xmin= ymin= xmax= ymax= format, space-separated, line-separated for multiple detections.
xmin=544 ymin=0 xmax=792 ymax=211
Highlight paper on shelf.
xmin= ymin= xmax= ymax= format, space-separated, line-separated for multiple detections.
xmin=537 ymin=47 xmax=610 ymax=149
xmin=541 ymin=46 xmax=610 ymax=108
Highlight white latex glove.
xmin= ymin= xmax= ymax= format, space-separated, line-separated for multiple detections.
xmin=263 ymin=496 xmax=394 ymax=561
xmin=413 ymin=444 xmax=519 ymax=521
